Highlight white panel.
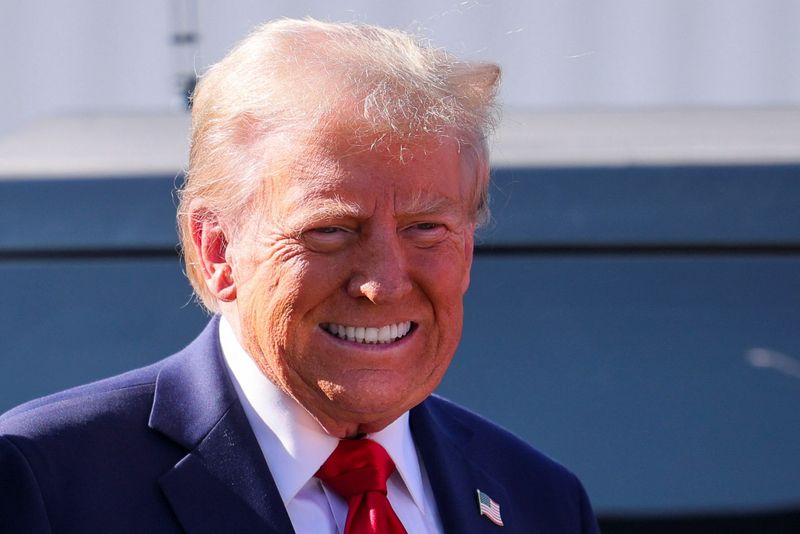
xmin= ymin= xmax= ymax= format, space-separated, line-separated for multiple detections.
xmin=1 ymin=0 xmax=799 ymax=136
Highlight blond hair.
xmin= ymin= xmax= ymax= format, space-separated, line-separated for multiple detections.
xmin=177 ymin=18 xmax=500 ymax=312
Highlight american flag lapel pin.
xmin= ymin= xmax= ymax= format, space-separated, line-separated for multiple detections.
xmin=476 ymin=489 xmax=504 ymax=527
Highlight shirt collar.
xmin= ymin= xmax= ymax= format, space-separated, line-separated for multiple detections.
xmin=217 ymin=316 xmax=428 ymax=515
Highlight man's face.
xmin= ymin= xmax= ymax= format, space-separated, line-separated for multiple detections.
xmin=228 ymin=135 xmax=476 ymax=437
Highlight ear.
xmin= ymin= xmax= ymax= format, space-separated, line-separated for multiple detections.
xmin=190 ymin=206 xmax=237 ymax=302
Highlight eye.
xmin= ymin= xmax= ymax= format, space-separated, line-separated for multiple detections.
xmin=403 ymin=221 xmax=448 ymax=246
xmin=414 ymin=222 xmax=442 ymax=231
xmin=302 ymin=226 xmax=354 ymax=252
xmin=311 ymin=226 xmax=342 ymax=234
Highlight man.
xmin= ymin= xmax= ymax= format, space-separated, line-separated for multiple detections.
xmin=0 ymin=19 xmax=599 ymax=533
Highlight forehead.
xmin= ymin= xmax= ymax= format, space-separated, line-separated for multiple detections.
xmin=272 ymin=134 xmax=473 ymax=214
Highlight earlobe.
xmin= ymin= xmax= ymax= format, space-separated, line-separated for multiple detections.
xmin=191 ymin=210 xmax=237 ymax=302
xmin=210 ymin=261 xmax=237 ymax=302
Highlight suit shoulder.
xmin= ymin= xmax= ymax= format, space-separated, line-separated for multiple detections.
xmin=0 ymin=358 xmax=166 ymax=437
xmin=422 ymin=394 xmax=579 ymax=482
xmin=416 ymin=396 xmax=600 ymax=532
xmin=0 ymin=318 xmax=221 ymax=441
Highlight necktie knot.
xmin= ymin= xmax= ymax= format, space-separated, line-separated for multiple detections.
xmin=316 ymin=439 xmax=407 ymax=533
xmin=316 ymin=439 xmax=395 ymax=498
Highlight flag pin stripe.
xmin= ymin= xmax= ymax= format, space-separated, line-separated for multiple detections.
xmin=476 ymin=489 xmax=504 ymax=526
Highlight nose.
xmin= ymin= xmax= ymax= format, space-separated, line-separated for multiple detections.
xmin=346 ymin=232 xmax=413 ymax=304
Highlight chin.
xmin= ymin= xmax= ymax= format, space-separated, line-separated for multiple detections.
xmin=319 ymin=379 xmax=423 ymax=424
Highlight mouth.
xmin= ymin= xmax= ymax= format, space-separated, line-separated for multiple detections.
xmin=320 ymin=321 xmax=415 ymax=345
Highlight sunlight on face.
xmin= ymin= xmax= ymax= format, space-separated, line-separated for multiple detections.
xmin=229 ymin=135 xmax=477 ymax=436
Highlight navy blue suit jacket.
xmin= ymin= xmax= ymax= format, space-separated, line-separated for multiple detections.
xmin=0 ymin=318 xmax=599 ymax=533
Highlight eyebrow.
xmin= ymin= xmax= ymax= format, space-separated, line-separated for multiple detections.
xmin=306 ymin=196 xmax=363 ymax=221
xmin=280 ymin=190 xmax=462 ymax=232
xmin=399 ymin=193 xmax=460 ymax=217
xmin=279 ymin=195 xmax=362 ymax=231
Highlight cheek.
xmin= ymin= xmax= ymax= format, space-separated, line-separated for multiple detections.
xmin=237 ymin=282 xmax=283 ymax=376
xmin=461 ymin=229 xmax=475 ymax=292
xmin=414 ymin=238 xmax=473 ymax=296
xmin=236 ymin=261 xmax=305 ymax=362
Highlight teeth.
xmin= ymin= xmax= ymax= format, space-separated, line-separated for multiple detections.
xmin=322 ymin=321 xmax=413 ymax=345
xmin=365 ymin=328 xmax=378 ymax=343
xmin=378 ymin=326 xmax=390 ymax=344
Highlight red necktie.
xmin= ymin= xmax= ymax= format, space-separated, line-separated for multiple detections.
xmin=316 ymin=439 xmax=408 ymax=534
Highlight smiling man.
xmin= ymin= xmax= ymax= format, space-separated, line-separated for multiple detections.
xmin=0 ymin=19 xmax=599 ymax=534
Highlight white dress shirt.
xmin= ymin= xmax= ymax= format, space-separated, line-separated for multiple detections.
xmin=218 ymin=317 xmax=443 ymax=534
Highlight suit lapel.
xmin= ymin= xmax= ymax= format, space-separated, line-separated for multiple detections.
xmin=411 ymin=398 xmax=512 ymax=533
xmin=146 ymin=320 xmax=514 ymax=533
xmin=149 ymin=318 xmax=294 ymax=534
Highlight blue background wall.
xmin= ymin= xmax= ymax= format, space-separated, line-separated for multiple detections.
xmin=2 ymin=164 xmax=799 ymax=526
